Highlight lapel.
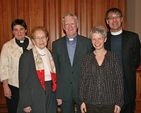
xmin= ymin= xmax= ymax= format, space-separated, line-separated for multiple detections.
xmin=73 ymin=35 xmax=83 ymax=65
xmin=10 ymin=38 xmax=23 ymax=58
xmin=121 ymin=30 xmax=128 ymax=53
xmin=26 ymin=36 xmax=33 ymax=50
xmin=62 ymin=36 xmax=72 ymax=66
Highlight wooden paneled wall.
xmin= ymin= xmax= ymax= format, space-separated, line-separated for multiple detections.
xmin=135 ymin=65 xmax=141 ymax=113
xmin=0 ymin=0 xmax=126 ymax=51
xmin=0 ymin=0 xmax=128 ymax=112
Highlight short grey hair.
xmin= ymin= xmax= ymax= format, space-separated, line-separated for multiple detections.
xmin=89 ymin=26 xmax=107 ymax=39
xmin=62 ymin=13 xmax=78 ymax=24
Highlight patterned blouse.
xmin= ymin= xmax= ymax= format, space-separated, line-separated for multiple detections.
xmin=79 ymin=51 xmax=124 ymax=107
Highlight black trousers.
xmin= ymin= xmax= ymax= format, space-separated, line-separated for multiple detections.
xmin=60 ymin=85 xmax=81 ymax=113
xmin=120 ymin=101 xmax=135 ymax=113
xmin=60 ymin=100 xmax=81 ymax=113
xmin=5 ymin=85 xmax=19 ymax=113
xmin=45 ymin=81 xmax=57 ymax=113
xmin=120 ymin=86 xmax=135 ymax=113
xmin=86 ymin=104 xmax=115 ymax=113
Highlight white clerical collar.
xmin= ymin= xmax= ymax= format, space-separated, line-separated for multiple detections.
xmin=20 ymin=40 xmax=24 ymax=43
xmin=67 ymin=34 xmax=77 ymax=41
xmin=111 ymin=29 xmax=123 ymax=35
xmin=69 ymin=38 xmax=74 ymax=41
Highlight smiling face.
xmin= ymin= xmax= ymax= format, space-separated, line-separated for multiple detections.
xmin=12 ymin=25 xmax=27 ymax=41
xmin=32 ymin=30 xmax=48 ymax=49
xmin=63 ymin=16 xmax=78 ymax=38
xmin=106 ymin=12 xmax=123 ymax=32
xmin=91 ymin=33 xmax=107 ymax=50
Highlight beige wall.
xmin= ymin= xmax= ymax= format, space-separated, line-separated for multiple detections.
xmin=127 ymin=0 xmax=141 ymax=42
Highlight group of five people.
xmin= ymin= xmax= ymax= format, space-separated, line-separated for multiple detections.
xmin=0 ymin=7 xmax=140 ymax=113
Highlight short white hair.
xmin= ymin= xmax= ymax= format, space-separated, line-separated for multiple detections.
xmin=89 ymin=26 xmax=107 ymax=39
xmin=62 ymin=14 xmax=78 ymax=24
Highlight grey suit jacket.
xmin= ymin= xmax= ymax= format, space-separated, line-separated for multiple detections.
xmin=52 ymin=34 xmax=93 ymax=100
xmin=17 ymin=50 xmax=49 ymax=113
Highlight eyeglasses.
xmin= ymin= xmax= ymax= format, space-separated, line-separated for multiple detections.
xmin=34 ymin=36 xmax=46 ymax=40
xmin=64 ymin=22 xmax=76 ymax=27
xmin=107 ymin=15 xmax=121 ymax=20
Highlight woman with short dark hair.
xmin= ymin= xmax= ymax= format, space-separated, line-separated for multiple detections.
xmin=0 ymin=19 xmax=33 ymax=113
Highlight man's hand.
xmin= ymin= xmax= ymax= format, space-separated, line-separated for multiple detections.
xmin=23 ymin=106 xmax=32 ymax=113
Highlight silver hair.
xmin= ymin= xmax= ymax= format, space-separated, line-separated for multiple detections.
xmin=62 ymin=14 xmax=78 ymax=24
xmin=89 ymin=26 xmax=107 ymax=39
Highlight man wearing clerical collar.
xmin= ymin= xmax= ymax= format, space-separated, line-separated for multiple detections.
xmin=105 ymin=7 xmax=140 ymax=113
xmin=52 ymin=14 xmax=93 ymax=113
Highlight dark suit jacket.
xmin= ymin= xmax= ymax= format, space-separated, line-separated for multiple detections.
xmin=104 ymin=30 xmax=140 ymax=102
xmin=17 ymin=50 xmax=50 ymax=113
xmin=52 ymin=35 xmax=93 ymax=101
